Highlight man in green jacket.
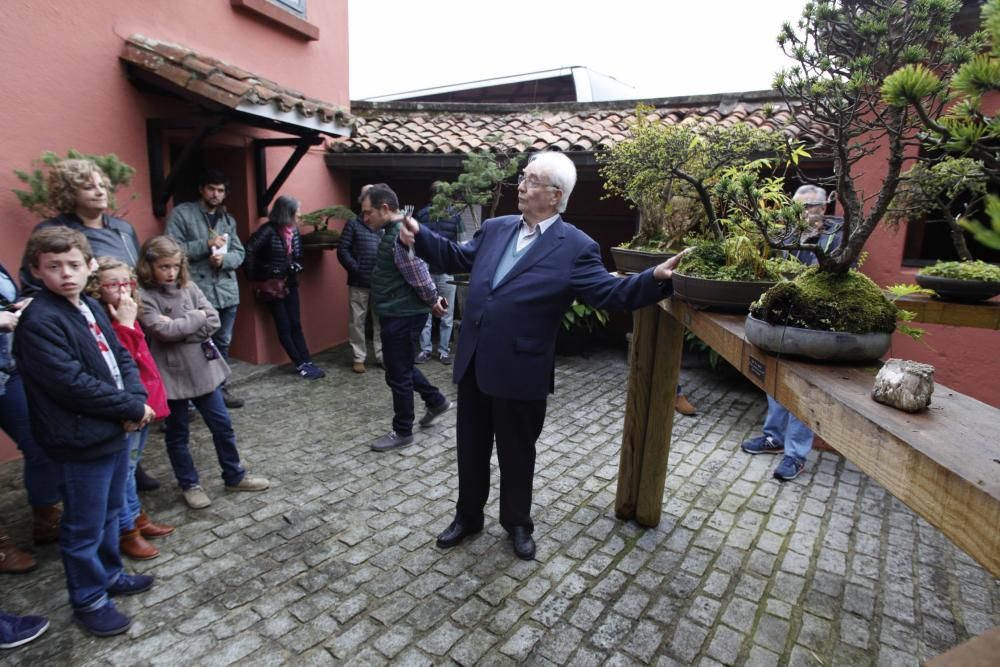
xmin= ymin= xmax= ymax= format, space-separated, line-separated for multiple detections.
xmin=166 ymin=169 xmax=246 ymax=408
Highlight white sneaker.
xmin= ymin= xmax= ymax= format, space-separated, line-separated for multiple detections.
xmin=225 ymin=475 xmax=270 ymax=492
xmin=182 ymin=485 xmax=211 ymax=509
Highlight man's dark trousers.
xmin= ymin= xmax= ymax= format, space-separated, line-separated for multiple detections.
xmin=380 ymin=314 xmax=446 ymax=437
xmin=455 ymin=360 xmax=547 ymax=533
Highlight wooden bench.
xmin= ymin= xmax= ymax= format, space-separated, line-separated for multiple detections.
xmin=615 ymin=297 xmax=1000 ymax=578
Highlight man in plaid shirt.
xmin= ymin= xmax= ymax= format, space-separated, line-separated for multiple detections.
xmin=364 ymin=184 xmax=451 ymax=452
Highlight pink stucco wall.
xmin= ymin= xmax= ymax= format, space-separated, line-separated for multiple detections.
xmin=0 ymin=1 xmax=352 ymax=461
xmin=858 ymin=160 xmax=1000 ymax=409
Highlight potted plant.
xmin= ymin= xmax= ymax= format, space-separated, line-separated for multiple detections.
xmin=598 ymin=108 xmax=788 ymax=273
xmin=13 ymin=149 xmax=138 ymax=216
xmin=556 ymin=300 xmax=609 ymax=357
xmin=881 ymin=0 xmax=1000 ymax=302
xmin=671 ymin=162 xmax=810 ymax=310
xmin=299 ymin=205 xmax=355 ymax=248
xmin=741 ymin=0 xmax=968 ymax=362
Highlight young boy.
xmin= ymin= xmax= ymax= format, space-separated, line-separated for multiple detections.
xmin=13 ymin=227 xmax=156 ymax=637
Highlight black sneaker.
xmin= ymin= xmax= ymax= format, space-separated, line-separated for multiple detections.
xmin=419 ymin=400 xmax=452 ymax=427
xmin=370 ymin=432 xmax=415 ymax=452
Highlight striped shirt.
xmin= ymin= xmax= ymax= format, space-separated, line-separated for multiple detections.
xmin=392 ymin=238 xmax=438 ymax=305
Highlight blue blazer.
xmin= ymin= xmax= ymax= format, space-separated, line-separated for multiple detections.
xmin=414 ymin=215 xmax=669 ymax=401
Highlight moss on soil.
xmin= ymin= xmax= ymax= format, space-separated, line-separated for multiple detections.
xmin=750 ymin=267 xmax=898 ymax=334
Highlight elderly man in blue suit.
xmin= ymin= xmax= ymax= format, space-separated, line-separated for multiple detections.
xmin=400 ymin=151 xmax=686 ymax=559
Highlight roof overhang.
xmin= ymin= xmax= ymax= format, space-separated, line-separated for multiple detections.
xmin=120 ymin=34 xmax=354 ymax=139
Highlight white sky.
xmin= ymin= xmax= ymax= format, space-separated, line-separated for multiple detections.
xmin=348 ymin=0 xmax=810 ymax=101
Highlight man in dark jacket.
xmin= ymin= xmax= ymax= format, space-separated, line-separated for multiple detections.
xmin=337 ymin=184 xmax=384 ymax=373
xmin=365 ymin=184 xmax=450 ymax=452
xmin=400 ymin=152 xmax=685 ymax=560
xmin=15 ymin=227 xmax=155 ymax=637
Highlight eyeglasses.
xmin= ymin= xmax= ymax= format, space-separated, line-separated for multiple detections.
xmin=99 ymin=280 xmax=136 ymax=291
xmin=517 ymin=174 xmax=560 ymax=190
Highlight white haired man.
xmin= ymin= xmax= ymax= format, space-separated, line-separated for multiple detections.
xmin=400 ymin=152 xmax=688 ymax=559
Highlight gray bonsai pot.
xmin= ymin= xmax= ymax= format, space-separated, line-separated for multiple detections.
xmin=672 ymin=272 xmax=776 ymax=312
xmin=744 ymin=314 xmax=891 ymax=363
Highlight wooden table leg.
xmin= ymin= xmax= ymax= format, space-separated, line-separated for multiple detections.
xmin=635 ymin=306 xmax=684 ymax=526
xmin=616 ymin=304 xmax=684 ymax=526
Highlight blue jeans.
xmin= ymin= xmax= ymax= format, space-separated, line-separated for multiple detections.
xmin=213 ymin=305 xmax=238 ymax=362
xmin=380 ymin=314 xmax=446 ymax=437
xmin=763 ymin=395 xmax=814 ymax=461
xmin=419 ymin=274 xmax=457 ymax=356
xmin=0 ymin=372 xmax=60 ymax=507
xmin=165 ymin=388 xmax=245 ymax=490
xmin=59 ymin=446 xmax=128 ymax=611
xmin=267 ymin=283 xmax=311 ymax=367
xmin=119 ymin=426 xmax=149 ymax=532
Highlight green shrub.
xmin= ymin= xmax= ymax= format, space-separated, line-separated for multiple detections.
xmin=13 ymin=149 xmax=137 ymax=218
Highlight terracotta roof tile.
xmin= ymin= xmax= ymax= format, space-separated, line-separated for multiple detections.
xmin=330 ymin=92 xmax=820 ymax=156
xmin=120 ymin=34 xmax=354 ymax=135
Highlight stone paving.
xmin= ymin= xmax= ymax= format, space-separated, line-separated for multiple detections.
xmin=1 ymin=342 xmax=997 ymax=666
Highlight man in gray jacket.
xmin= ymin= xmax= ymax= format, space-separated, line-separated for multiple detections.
xmin=166 ymin=169 xmax=246 ymax=408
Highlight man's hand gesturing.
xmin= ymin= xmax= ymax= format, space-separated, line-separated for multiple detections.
xmin=398 ymin=216 xmax=420 ymax=247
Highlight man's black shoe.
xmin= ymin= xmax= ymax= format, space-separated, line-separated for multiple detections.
xmin=436 ymin=519 xmax=482 ymax=549
xmin=509 ymin=526 xmax=536 ymax=560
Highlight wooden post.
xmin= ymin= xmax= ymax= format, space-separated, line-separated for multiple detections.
xmin=615 ymin=304 xmax=684 ymax=525
xmin=615 ymin=305 xmax=658 ymax=520
xmin=635 ymin=307 xmax=684 ymax=526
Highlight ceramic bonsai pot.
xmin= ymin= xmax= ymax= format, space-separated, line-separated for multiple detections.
xmin=610 ymin=247 xmax=674 ymax=274
xmin=744 ymin=314 xmax=891 ymax=363
xmin=914 ymin=274 xmax=1000 ymax=303
xmin=672 ymin=272 xmax=776 ymax=312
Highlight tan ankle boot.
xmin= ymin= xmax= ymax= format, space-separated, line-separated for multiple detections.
xmin=136 ymin=510 xmax=174 ymax=538
xmin=675 ymin=394 xmax=698 ymax=416
xmin=32 ymin=504 xmax=61 ymax=545
xmin=0 ymin=532 xmax=37 ymax=574
xmin=119 ymin=528 xmax=159 ymax=560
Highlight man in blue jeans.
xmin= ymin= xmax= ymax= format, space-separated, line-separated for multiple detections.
xmin=415 ymin=182 xmax=463 ymax=366
xmin=364 ymin=184 xmax=451 ymax=452
xmin=741 ymin=185 xmax=843 ymax=480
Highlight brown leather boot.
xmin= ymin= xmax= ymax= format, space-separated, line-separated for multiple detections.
xmin=119 ymin=528 xmax=159 ymax=560
xmin=32 ymin=504 xmax=61 ymax=545
xmin=0 ymin=533 xmax=37 ymax=574
xmin=675 ymin=394 xmax=698 ymax=416
xmin=136 ymin=510 xmax=175 ymax=539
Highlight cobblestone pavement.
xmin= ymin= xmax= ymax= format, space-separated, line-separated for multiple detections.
xmin=1 ymin=343 xmax=997 ymax=666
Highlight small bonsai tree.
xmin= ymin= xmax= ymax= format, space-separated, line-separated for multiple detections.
xmin=13 ymin=149 xmax=137 ymax=217
xmin=882 ymin=0 xmax=1000 ymax=256
xmin=429 ymin=148 xmax=524 ymax=230
xmin=598 ymin=107 xmax=789 ymax=249
xmin=768 ymin=0 xmax=971 ymax=272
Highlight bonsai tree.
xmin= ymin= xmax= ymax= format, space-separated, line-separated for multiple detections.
xmin=745 ymin=0 xmax=976 ymax=341
xmin=428 ymin=148 xmax=523 ymax=230
xmin=882 ymin=0 xmax=1000 ymax=257
xmin=764 ymin=0 xmax=971 ymax=272
xmin=13 ymin=149 xmax=137 ymax=217
xmin=299 ymin=205 xmax=355 ymax=244
xmin=598 ymin=106 xmax=789 ymax=250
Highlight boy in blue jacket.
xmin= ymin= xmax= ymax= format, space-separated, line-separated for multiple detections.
xmin=13 ymin=227 xmax=156 ymax=637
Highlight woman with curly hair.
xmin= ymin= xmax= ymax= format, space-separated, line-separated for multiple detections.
xmin=18 ymin=159 xmax=140 ymax=296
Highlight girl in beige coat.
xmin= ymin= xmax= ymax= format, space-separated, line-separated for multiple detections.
xmin=138 ymin=236 xmax=268 ymax=510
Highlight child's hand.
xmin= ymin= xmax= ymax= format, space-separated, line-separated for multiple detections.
xmin=158 ymin=315 xmax=171 ymax=324
xmin=140 ymin=404 xmax=156 ymax=426
xmin=109 ymin=293 xmax=138 ymax=328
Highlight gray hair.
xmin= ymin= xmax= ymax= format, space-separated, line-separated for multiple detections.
xmin=527 ymin=152 xmax=577 ymax=213
xmin=792 ymin=184 xmax=828 ymax=206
